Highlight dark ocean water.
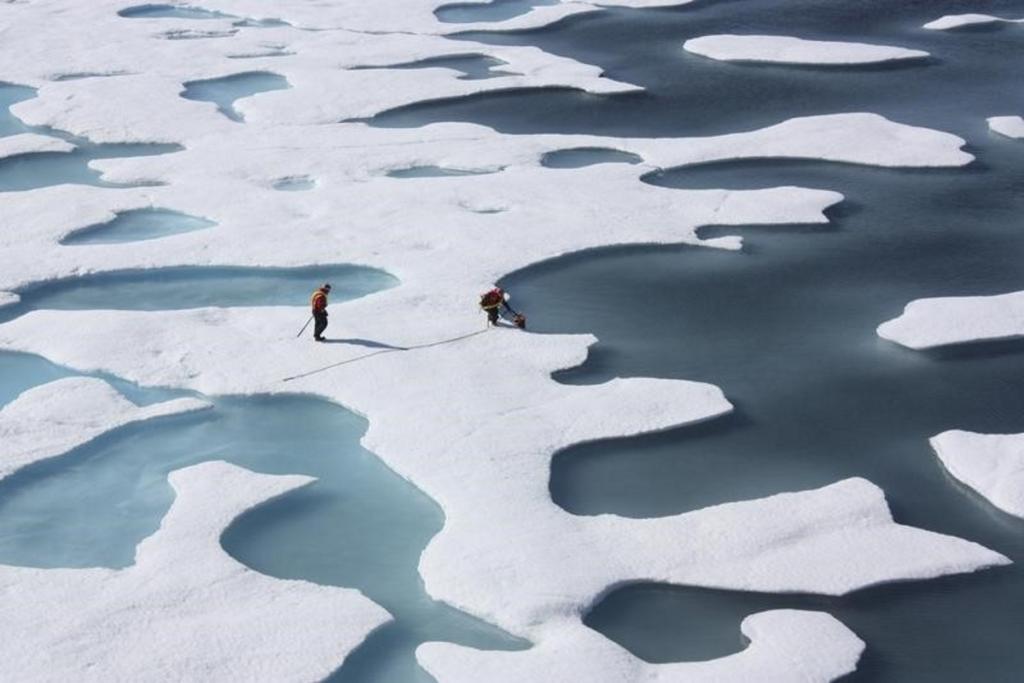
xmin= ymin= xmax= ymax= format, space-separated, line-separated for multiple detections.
xmin=470 ymin=0 xmax=1022 ymax=679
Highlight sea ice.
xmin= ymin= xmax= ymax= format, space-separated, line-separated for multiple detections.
xmin=683 ymin=34 xmax=929 ymax=65
xmin=0 ymin=311 xmax=1008 ymax=635
xmin=0 ymin=460 xmax=391 ymax=681
xmin=988 ymin=115 xmax=1024 ymax=139
xmin=931 ymin=430 xmax=1024 ymax=519
xmin=60 ymin=207 xmax=216 ymax=245
xmin=419 ymin=611 xmax=864 ymax=682
xmin=877 ymin=290 xmax=1024 ymax=349
xmin=0 ymin=377 xmax=208 ymax=480
xmin=0 ymin=133 xmax=74 ymax=160
xmin=924 ymin=14 xmax=1024 ymax=31
xmin=0 ymin=1 xmax=1007 ymax=679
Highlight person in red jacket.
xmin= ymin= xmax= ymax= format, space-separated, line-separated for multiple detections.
xmin=480 ymin=286 xmax=526 ymax=328
xmin=311 ymin=283 xmax=331 ymax=341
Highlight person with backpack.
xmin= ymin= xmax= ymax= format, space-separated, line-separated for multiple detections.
xmin=480 ymin=286 xmax=525 ymax=329
xmin=311 ymin=283 xmax=332 ymax=341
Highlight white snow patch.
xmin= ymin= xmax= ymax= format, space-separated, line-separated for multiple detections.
xmin=0 ymin=377 xmax=209 ymax=480
xmin=684 ymin=34 xmax=929 ymax=65
xmin=0 ymin=460 xmax=391 ymax=681
xmin=924 ymin=14 xmax=1024 ymax=31
xmin=0 ymin=132 xmax=75 ymax=160
xmin=0 ymin=291 xmax=18 ymax=309
xmin=931 ymin=430 xmax=1024 ymax=519
xmin=419 ymin=610 xmax=864 ymax=682
xmin=988 ymin=115 xmax=1024 ymax=139
xmin=877 ymin=290 xmax=1024 ymax=349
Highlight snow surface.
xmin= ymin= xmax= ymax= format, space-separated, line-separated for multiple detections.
xmin=0 ymin=292 xmax=18 ymax=309
xmin=0 ymin=113 xmax=970 ymax=292
xmin=0 ymin=132 xmax=75 ymax=160
xmin=989 ymin=115 xmax=1024 ymax=139
xmin=420 ymin=611 xmax=864 ymax=682
xmin=877 ymin=290 xmax=1024 ymax=349
xmin=0 ymin=0 xmax=1005 ymax=679
xmin=684 ymin=35 xmax=929 ymax=65
xmin=924 ymin=14 xmax=1024 ymax=31
xmin=0 ymin=377 xmax=209 ymax=480
xmin=931 ymin=430 xmax=1024 ymax=519
xmin=0 ymin=460 xmax=391 ymax=681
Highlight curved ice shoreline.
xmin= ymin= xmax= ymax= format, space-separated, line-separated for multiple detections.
xmin=420 ymin=611 xmax=865 ymax=682
xmin=0 ymin=0 xmax=1008 ymax=679
xmin=989 ymin=115 xmax=1024 ymax=139
xmin=877 ymin=290 xmax=1024 ymax=350
xmin=683 ymin=34 xmax=929 ymax=65
xmin=931 ymin=430 xmax=1024 ymax=520
xmin=0 ymin=132 xmax=74 ymax=160
xmin=0 ymin=456 xmax=391 ymax=681
xmin=0 ymin=377 xmax=208 ymax=480
xmin=924 ymin=13 xmax=1024 ymax=31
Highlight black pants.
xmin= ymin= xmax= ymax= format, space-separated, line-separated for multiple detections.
xmin=486 ymin=307 xmax=500 ymax=324
xmin=313 ymin=311 xmax=328 ymax=339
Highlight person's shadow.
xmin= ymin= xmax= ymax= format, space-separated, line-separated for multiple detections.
xmin=321 ymin=338 xmax=408 ymax=350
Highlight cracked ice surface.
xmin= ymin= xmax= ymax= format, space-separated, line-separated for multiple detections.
xmin=420 ymin=611 xmax=864 ymax=682
xmin=0 ymin=459 xmax=391 ymax=681
xmin=931 ymin=431 xmax=1024 ymax=520
xmin=683 ymin=34 xmax=929 ymax=65
xmin=877 ymin=290 xmax=1024 ymax=349
xmin=0 ymin=377 xmax=209 ymax=480
xmin=0 ymin=0 xmax=1009 ymax=679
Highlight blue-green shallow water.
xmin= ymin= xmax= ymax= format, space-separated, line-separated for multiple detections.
xmin=0 ymin=351 xmax=182 ymax=409
xmin=0 ymin=139 xmax=180 ymax=193
xmin=181 ymin=72 xmax=290 ymax=122
xmin=0 ymin=82 xmax=34 ymax=137
xmin=118 ymin=4 xmax=233 ymax=20
xmin=0 ymin=386 xmax=525 ymax=681
xmin=0 ymin=82 xmax=181 ymax=192
xmin=0 ymin=260 xmax=509 ymax=680
xmin=60 ymin=208 xmax=216 ymax=245
xmin=0 ymin=264 xmax=396 ymax=324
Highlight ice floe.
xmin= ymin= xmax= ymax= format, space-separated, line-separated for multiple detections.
xmin=877 ymin=290 xmax=1024 ymax=349
xmin=931 ymin=430 xmax=1024 ymax=519
xmin=0 ymin=0 xmax=1005 ymax=679
xmin=0 ymin=460 xmax=391 ymax=681
xmin=988 ymin=115 xmax=1024 ymax=139
xmin=0 ymin=377 xmax=208 ymax=480
xmin=419 ymin=610 xmax=864 ymax=682
xmin=924 ymin=14 xmax=1024 ymax=31
xmin=683 ymin=34 xmax=929 ymax=65
xmin=0 ymin=312 xmax=1008 ymax=634
xmin=0 ymin=132 xmax=74 ymax=160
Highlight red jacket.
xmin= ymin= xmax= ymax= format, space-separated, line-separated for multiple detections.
xmin=480 ymin=288 xmax=504 ymax=310
xmin=311 ymin=289 xmax=328 ymax=312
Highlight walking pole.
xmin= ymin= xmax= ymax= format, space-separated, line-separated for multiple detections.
xmin=296 ymin=315 xmax=313 ymax=338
